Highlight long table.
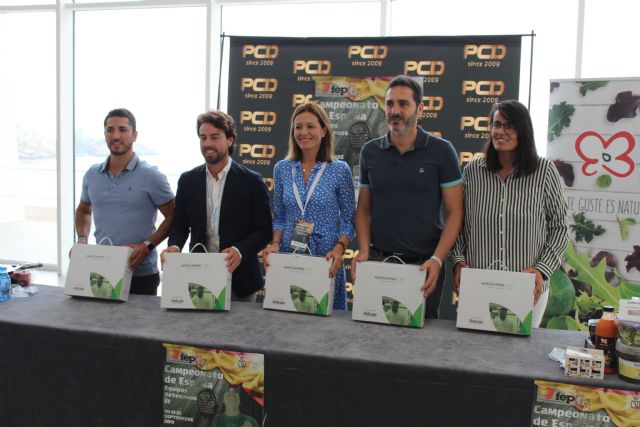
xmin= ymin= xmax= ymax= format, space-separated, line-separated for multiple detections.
xmin=0 ymin=285 xmax=633 ymax=426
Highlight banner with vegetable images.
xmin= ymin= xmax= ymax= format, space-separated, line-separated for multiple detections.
xmin=545 ymin=78 xmax=640 ymax=330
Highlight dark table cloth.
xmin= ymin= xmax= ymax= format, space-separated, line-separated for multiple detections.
xmin=0 ymin=285 xmax=634 ymax=426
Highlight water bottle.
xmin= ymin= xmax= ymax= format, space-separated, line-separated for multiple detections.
xmin=0 ymin=266 xmax=10 ymax=302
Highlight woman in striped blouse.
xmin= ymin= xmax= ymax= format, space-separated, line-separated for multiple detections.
xmin=450 ymin=100 xmax=568 ymax=327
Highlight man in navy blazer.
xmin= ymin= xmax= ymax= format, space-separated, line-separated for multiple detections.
xmin=162 ymin=110 xmax=272 ymax=299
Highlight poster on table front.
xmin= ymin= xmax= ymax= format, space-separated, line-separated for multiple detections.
xmin=545 ymin=78 xmax=640 ymax=330
xmin=162 ymin=344 xmax=264 ymax=426
xmin=228 ymin=35 xmax=523 ymax=309
xmin=531 ymin=380 xmax=640 ymax=427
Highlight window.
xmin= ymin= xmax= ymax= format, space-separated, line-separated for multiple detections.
xmin=0 ymin=12 xmax=56 ymax=264
xmin=74 ymin=7 xmax=207 ymax=254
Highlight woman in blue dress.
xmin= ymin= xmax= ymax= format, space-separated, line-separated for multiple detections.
xmin=261 ymin=102 xmax=356 ymax=310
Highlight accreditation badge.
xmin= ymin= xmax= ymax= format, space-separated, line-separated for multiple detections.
xmin=290 ymin=220 xmax=314 ymax=254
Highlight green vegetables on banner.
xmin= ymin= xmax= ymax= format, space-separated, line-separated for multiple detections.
xmin=545 ymin=79 xmax=640 ymax=330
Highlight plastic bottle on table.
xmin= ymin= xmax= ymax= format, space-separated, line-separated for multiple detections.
xmin=0 ymin=266 xmax=10 ymax=302
xmin=595 ymin=305 xmax=618 ymax=374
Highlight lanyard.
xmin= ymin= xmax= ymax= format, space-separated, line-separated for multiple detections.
xmin=292 ymin=162 xmax=327 ymax=217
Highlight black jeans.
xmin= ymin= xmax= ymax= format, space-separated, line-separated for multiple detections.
xmin=368 ymin=247 xmax=444 ymax=319
xmin=130 ymin=273 xmax=160 ymax=295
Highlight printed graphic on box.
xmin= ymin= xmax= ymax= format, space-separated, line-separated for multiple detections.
xmin=264 ymin=253 xmax=334 ymax=316
xmin=457 ymin=268 xmax=534 ymax=335
xmin=531 ymin=380 xmax=640 ymax=427
xmin=352 ymin=261 xmax=425 ymax=328
xmin=545 ymin=79 xmax=640 ymax=331
xmin=89 ymin=272 xmax=117 ymax=299
xmin=162 ymin=344 xmax=264 ymax=427
xmin=161 ymin=253 xmax=231 ymax=310
xmin=65 ymin=243 xmax=132 ymax=301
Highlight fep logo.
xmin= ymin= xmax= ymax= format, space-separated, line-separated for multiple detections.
xmin=316 ymin=81 xmax=356 ymax=98
xmin=537 ymin=386 xmax=578 ymax=405
xmin=404 ymin=60 xmax=446 ymax=76
xmin=463 ymin=44 xmax=507 ymax=59
xmin=239 ymin=111 xmax=277 ymax=125
xmin=292 ymin=94 xmax=313 ymax=107
xmin=460 ymin=116 xmax=490 ymax=131
xmin=348 ymin=45 xmax=388 ymax=59
xmin=180 ymin=353 xmax=197 ymax=364
xmin=462 ymin=80 xmax=505 ymax=95
xmin=242 ymin=45 xmax=279 ymax=58
xmin=423 ymin=96 xmax=444 ymax=111
xmin=241 ymin=78 xmax=278 ymax=92
xmin=239 ymin=144 xmax=276 ymax=159
xmin=167 ymin=348 xmax=182 ymax=362
xmin=575 ymin=130 xmax=636 ymax=178
xmin=293 ymin=60 xmax=331 ymax=75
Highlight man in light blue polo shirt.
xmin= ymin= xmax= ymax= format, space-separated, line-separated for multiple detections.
xmin=75 ymin=108 xmax=175 ymax=295
xmin=352 ymin=76 xmax=463 ymax=318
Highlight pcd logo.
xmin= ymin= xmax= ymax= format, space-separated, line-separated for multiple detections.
xmin=460 ymin=116 xmax=490 ymax=131
xmin=404 ymin=60 xmax=446 ymax=76
xmin=462 ymin=81 xmax=505 ymax=95
xmin=423 ymin=96 xmax=444 ymax=111
xmin=239 ymin=144 xmax=276 ymax=159
xmin=343 ymin=249 xmax=356 ymax=260
xmin=292 ymin=94 xmax=313 ymax=107
xmin=242 ymin=45 xmax=279 ymax=58
xmin=263 ymin=177 xmax=274 ymax=192
xmin=239 ymin=111 xmax=277 ymax=125
xmin=459 ymin=151 xmax=484 ymax=164
xmin=463 ymin=44 xmax=507 ymax=59
xmin=348 ymin=45 xmax=388 ymax=59
xmin=241 ymin=78 xmax=278 ymax=92
xmin=293 ymin=60 xmax=331 ymax=75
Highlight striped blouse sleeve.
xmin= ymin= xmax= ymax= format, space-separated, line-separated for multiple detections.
xmin=533 ymin=159 xmax=569 ymax=279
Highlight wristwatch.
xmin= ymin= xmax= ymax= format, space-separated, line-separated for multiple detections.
xmin=144 ymin=240 xmax=155 ymax=251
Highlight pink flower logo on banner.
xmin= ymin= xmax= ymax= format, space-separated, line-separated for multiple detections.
xmin=575 ymin=130 xmax=636 ymax=178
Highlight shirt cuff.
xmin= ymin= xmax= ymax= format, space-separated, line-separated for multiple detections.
xmin=450 ymin=255 xmax=466 ymax=265
xmin=231 ymin=246 xmax=243 ymax=259
xmin=534 ymin=262 xmax=552 ymax=281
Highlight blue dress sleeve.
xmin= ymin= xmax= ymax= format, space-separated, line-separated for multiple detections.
xmin=336 ymin=161 xmax=356 ymax=240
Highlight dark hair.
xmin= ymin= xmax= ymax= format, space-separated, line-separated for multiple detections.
xmin=485 ymin=100 xmax=538 ymax=177
xmin=197 ymin=110 xmax=237 ymax=155
xmin=286 ymin=102 xmax=335 ymax=162
xmin=104 ymin=108 xmax=136 ymax=133
xmin=386 ymin=75 xmax=423 ymax=106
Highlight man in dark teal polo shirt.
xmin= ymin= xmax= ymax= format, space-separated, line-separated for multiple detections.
xmin=352 ymin=75 xmax=463 ymax=318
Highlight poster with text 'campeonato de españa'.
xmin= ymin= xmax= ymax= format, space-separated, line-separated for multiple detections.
xmin=531 ymin=380 xmax=640 ymax=427
xmin=162 ymin=344 xmax=264 ymax=427
xmin=545 ymin=79 xmax=640 ymax=330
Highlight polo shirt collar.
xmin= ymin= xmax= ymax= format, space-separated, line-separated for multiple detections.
xmin=379 ymin=127 xmax=430 ymax=150
xmin=100 ymin=152 xmax=140 ymax=173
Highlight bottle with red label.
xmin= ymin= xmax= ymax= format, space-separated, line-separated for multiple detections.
xmin=595 ymin=305 xmax=618 ymax=374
